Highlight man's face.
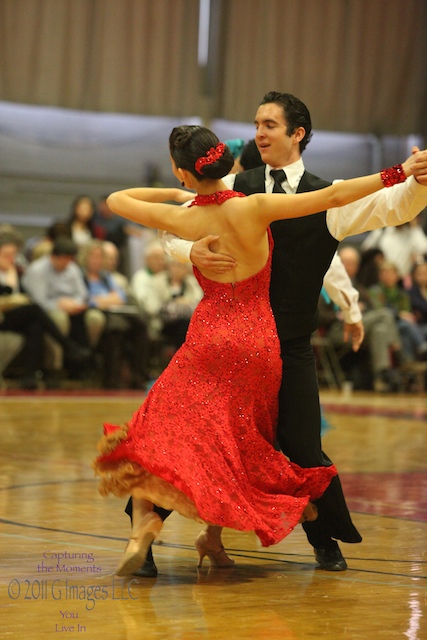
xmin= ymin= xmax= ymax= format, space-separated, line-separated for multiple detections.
xmin=414 ymin=263 xmax=427 ymax=288
xmin=0 ymin=243 xmax=18 ymax=271
xmin=51 ymin=255 xmax=74 ymax=272
xmin=254 ymin=102 xmax=302 ymax=168
xmin=379 ymin=266 xmax=399 ymax=287
xmin=339 ymin=249 xmax=360 ymax=280
xmin=86 ymin=247 xmax=104 ymax=273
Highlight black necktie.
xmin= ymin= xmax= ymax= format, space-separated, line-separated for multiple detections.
xmin=270 ymin=169 xmax=287 ymax=193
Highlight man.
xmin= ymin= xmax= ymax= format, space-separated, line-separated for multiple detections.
xmin=22 ymin=236 xmax=105 ymax=372
xmin=132 ymin=92 xmax=427 ymax=575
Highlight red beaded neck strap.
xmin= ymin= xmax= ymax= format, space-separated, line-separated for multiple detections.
xmin=380 ymin=164 xmax=406 ymax=187
xmin=195 ymin=142 xmax=226 ymax=175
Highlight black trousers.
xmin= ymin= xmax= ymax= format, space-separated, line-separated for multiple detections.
xmin=278 ymin=335 xmax=361 ymax=547
xmin=125 ymin=333 xmax=362 ymax=552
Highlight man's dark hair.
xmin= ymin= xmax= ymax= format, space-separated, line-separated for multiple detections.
xmin=239 ymin=139 xmax=264 ymax=171
xmin=51 ymin=235 xmax=78 ymax=257
xmin=260 ymin=91 xmax=313 ymax=153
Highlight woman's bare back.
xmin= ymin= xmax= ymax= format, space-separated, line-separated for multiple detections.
xmin=178 ymin=196 xmax=270 ymax=284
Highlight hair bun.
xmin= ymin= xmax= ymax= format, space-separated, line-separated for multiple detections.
xmin=173 ymin=126 xmax=195 ymax=149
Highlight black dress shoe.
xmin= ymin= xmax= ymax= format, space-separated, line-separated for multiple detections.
xmin=314 ymin=542 xmax=347 ymax=571
xmin=132 ymin=559 xmax=158 ymax=578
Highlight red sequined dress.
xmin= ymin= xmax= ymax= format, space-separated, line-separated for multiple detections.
xmin=94 ymin=192 xmax=337 ymax=547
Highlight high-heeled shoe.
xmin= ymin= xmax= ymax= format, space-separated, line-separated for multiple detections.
xmin=116 ymin=512 xmax=163 ymax=577
xmin=299 ymin=501 xmax=318 ymax=523
xmin=195 ymin=531 xmax=235 ymax=568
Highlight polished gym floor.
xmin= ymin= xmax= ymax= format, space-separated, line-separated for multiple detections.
xmin=1 ymin=388 xmax=426 ymax=639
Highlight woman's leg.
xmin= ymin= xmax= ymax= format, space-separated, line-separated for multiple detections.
xmin=195 ymin=525 xmax=234 ymax=568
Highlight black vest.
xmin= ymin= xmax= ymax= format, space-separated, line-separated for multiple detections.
xmin=234 ymin=166 xmax=339 ymax=339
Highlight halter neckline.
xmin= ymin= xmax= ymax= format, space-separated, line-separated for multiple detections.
xmin=188 ymin=190 xmax=246 ymax=207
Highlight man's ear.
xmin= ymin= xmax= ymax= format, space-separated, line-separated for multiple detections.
xmin=292 ymin=127 xmax=306 ymax=144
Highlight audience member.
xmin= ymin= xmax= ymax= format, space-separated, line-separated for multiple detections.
xmin=93 ymin=195 xmax=144 ymax=277
xmin=25 ymin=221 xmax=72 ymax=263
xmin=130 ymin=241 xmax=167 ymax=340
xmin=149 ymin=260 xmax=203 ymax=351
xmin=79 ymin=240 xmax=150 ymax=388
xmin=102 ymin=240 xmax=130 ymax=294
xmin=369 ymin=261 xmax=427 ymax=363
xmin=67 ymin=195 xmax=96 ymax=248
xmin=22 ymin=236 xmax=105 ymax=376
xmin=238 ymin=139 xmax=264 ymax=171
xmin=408 ymin=259 xmax=427 ymax=339
xmin=356 ymin=247 xmax=385 ymax=288
xmin=0 ymin=229 xmax=90 ymax=388
xmin=317 ymin=246 xmax=404 ymax=392
xmin=224 ymin=138 xmax=245 ymax=174
xmin=361 ymin=218 xmax=427 ymax=282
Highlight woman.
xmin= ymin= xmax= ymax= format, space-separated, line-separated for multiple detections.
xmin=93 ymin=125 xmax=426 ymax=576
xmin=67 ymin=195 xmax=96 ymax=248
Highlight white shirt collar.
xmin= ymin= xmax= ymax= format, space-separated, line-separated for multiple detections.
xmin=265 ymin=158 xmax=305 ymax=192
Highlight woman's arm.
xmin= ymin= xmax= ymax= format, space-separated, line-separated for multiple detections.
xmin=106 ymin=188 xmax=194 ymax=231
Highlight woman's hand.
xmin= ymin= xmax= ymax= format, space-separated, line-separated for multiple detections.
xmin=173 ymin=188 xmax=195 ymax=204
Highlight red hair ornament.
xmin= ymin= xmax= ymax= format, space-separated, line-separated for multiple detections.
xmin=195 ymin=142 xmax=226 ymax=175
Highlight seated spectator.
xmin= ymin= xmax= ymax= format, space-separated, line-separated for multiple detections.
xmin=79 ymin=240 xmax=150 ymax=389
xmin=130 ymin=241 xmax=167 ymax=340
xmin=93 ymin=195 xmax=142 ymax=275
xmin=361 ymin=218 xmax=427 ymax=283
xmin=146 ymin=259 xmax=203 ymax=351
xmin=408 ymin=259 xmax=427 ymax=339
xmin=0 ymin=229 xmax=90 ymax=388
xmin=25 ymin=221 xmax=72 ymax=263
xmin=131 ymin=244 xmax=202 ymax=366
xmin=357 ymin=248 xmax=385 ymax=288
xmin=102 ymin=240 xmax=130 ymax=294
xmin=369 ymin=260 xmax=427 ymax=363
xmin=22 ymin=236 xmax=105 ymax=377
xmin=66 ymin=195 xmax=97 ymax=249
xmin=318 ymin=247 xmax=404 ymax=392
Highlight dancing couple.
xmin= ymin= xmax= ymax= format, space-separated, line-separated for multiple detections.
xmin=93 ymin=124 xmax=427 ymax=576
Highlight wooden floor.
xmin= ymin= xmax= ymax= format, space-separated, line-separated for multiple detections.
xmin=1 ymin=387 xmax=426 ymax=639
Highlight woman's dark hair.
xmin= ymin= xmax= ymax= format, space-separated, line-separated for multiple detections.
xmin=68 ymin=195 xmax=96 ymax=226
xmin=358 ymin=247 xmax=384 ymax=288
xmin=169 ymin=125 xmax=234 ymax=181
xmin=239 ymin=139 xmax=264 ymax=171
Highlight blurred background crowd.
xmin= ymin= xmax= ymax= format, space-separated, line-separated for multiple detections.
xmin=1 ymin=136 xmax=427 ymax=392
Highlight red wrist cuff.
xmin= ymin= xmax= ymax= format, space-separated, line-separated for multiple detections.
xmin=380 ymin=164 xmax=406 ymax=187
